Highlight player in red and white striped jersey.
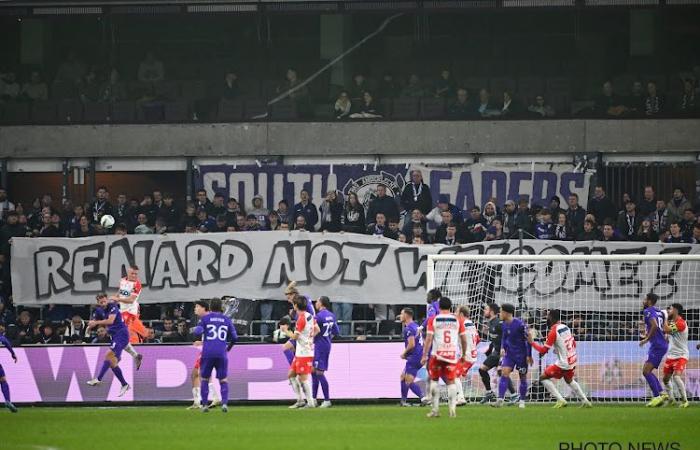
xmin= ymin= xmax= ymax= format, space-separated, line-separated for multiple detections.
xmin=454 ymin=306 xmax=480 ymax=406
xmin=281 ymin=295 xmax=320 ymax=409
xmin=110 ymin=265 xmax=145 ymax=370
xmin=528 ymin=309 xmax=592 ymax=408
xmin=420 ymin=297 xmax=468 ymax=418
xmin=662 ymin=303 xmax=689 ymax=408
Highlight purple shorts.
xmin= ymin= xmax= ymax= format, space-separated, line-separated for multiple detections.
xmin=0 ymin=363 xmax=5 ymax=378
xmin=109 ymin=329 xmax=129 ymax=360
xmin=200 ymin=355 xmax=229 ymax=380
xmin=403 ymin=360 xmax=422 ymax=378
xmin=646 ymin=347 xmax=668 ymax=369
xmin=501 ymin=354 xmax=528 ymax=375
xmin=313 ymin=349 xmax=330 ymax=372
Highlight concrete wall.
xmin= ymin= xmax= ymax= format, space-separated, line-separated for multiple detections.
xmin=2 ymin=119 xmax=699 ymax=159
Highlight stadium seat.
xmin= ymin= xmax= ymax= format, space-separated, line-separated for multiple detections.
xmin=110 ymin=101 xmax=136 ymax=123
xmin=217 ymin=99 xmax=244 ymax=121
xmin=31 ymin=100 xmax=57 ymax=123
xmin=164 ymin=101 xmax=190 ymax=122
xmin=57 ymin=99 xmax=84 ymax=123
xmin=420 ymin=97 xmax=445 ymax=120
xmin=391 ymin=98 xmax=419 ymax=120
xmin=181 ymin=80 xmax=207 ymax=101
xmin=51 ymin=81 xmax=77 ymax=100
xmin=127 ymin=81 xmax=153 ymax=99
xmin=154 ymin=81 xmax=180 ymax=101
xmin=0 ymin=102 xmax=30 ymax=124
xmin=82 ymin=102 xmax=110 ymax=123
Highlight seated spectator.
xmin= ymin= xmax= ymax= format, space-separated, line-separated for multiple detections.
xmin=652 ymin=199 xmax=669 ymax=233
xmin=92 ymin=326 xmax=111 ymax=344
xmin=534 ymin=209 xmax=554 ymax=239
xmin=475 ymin=88 xmax=495 ymax=117
xmin=680 ymin=208 xmax=696 ymax=236
xmin=248 ymin=195 xmax=269 ymax=229
xmin=485 ymin=219 xmax=504 ymax=241
xmin=235 ymin=213 xmax=247 ymax=231
xmin=0 ymin=71 xmax=20 ymax=101
xmin=377 ymin=72 xmax=400 ymax=99
xmin=678 ymin=79 xmax=697 ymax=115
xmin=410 ymin=225 xmax=428 ymax=244
xmin=400 ymin=74 xmax=425 ymax=98
xmin=12 ymin=310 xmax=34 ymax=345
xmin=637 ymin=185 xmax=657 ymax=218
xmin=294 ymin=214 xmax=310 ymax=231
xmin=342 ymin=192 xmax=365 ymax=234
xmin=100 ymin=68 xmax=127 ymax=103
xmin=426 ymin=195 xmax=463 ymax=228
xmin=77 ymin=69 xmax=100 ymax=103
xmin=349 ymin=91 xmax=382 ymax=119
xmin=601 ymin=220 xmax=620 ymax=242
xmin=367 ymin=213 xmax=389 ymax=237
xmin=21 ymin=70 xmax=48 ymax=101
xmin=39 ymin=211 xmax=61 ymax=237
xmin=138 ymin=51 xmax=165 ymax=83
xmin=595 ymin=81 xmax=627 ymax=117
xmin=577 ymin=219 xmax=601 ymax=241
xmin=72 ymin=215 xmax=95 ymax=237
xmin=245 ymin=214 xmax=262 ymax=232
xmin=465 ymin=206 xmax=487 ymax=241
xmin=64 ymin=314 xmax=86 ymax=342
xmin=267 ymin=212 xmax=281 ymax=231
xmin=434 ymin=210 xmax=456 ymax=243
xmin=334 ymin=90 xmax=352 ymax=119
xmin=644 ymin=81 xmax=664 ymax=117
xmin=667 ymin=187 xmax=692 ymax=222
xmin=436 ymin=222 xmax=463 ymax=245
xmin=635 ymin=218 xmax=658 ymax=242
xmin=279 ymin=222 xmax=290 ymax=231
xmin=666 ymin=221 xmax=692 ymax=243
xmin=692 ymin=223 xmax=700 ymax=244
xmin=447 ymin=88 xmax=474 ymax=119
xmin=134 ymin=213 xmax=155 ymax=234
xmin=626 ymin=80 xmax=645 ymax=115
xmin=221 ymin=70 xmax=239 ymax=100
xmin=433 ymin=68 xmax=455 ymax=98
xmin=210 ymin=215 xmax=226 ymax=233
xmin=397 ymin=233 xmax=407 ymax=243
xmin=402 ymin=209 xmax=428 ymax=238
xmin=500 ymin=90 xmax=521 ymax=118
xmin=143 ymin=328 xmax=161 ymax=344
xmin=293 ymin=189 xmax=318 ymax=230
xmin=482 ymin=201 xmax=499 ymax=226
xmin=55 ymin=50 xmax=87 ymax=85
xmin=40 ymin=324 xmax=60 ymax=344
xmin=386 ymin=219 xmax=400 ymax=240
xmin=170 ymin=320 xmax=193 ymax=343
xmin=348 ymin=73 xmax=369 ymax=101
xmin=319 ymin=191 xmax=343 ymax=232
xmin=527 ymin=94 xmax=556 ymax=118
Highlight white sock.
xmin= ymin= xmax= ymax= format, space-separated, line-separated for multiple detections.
xmin=192 ymin=387 xmax=201 ymax=405
xmin=673 ymin=375 xmax=688 ymax=403
xmin=430 ymin=381 xmax=440 ymax=412
xmin=209 ymin=382 xmax=220 ymax=402
xmin=542 ymin=379 xmax=565 ymax=402
xmin=302 ymin=379 xmax=315 ymax=406
xmin=125 ymin=344 xmax=138 ymax=358
xmin=447 ymin=383 xmax=458 ymax=411
xmin=456 ymin=378 xmax=466 ymax=402
xmin=568 ymin=380 xmax=590 ymax=403
xmin=290 ymin=377 xmax=303 ymax=402
xmin=663 ymin=379 xmax=676 ymax=401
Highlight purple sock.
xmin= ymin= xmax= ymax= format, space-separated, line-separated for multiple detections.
xmin=112 ymin=366 xmax=127 ymax=387
xmin=200 ymin=380 xmax=209 ymax=405
xmin=317 ymin=373 xmax=330 ymax=401
xmin=498 ymin=376 xmax=509 ymax=399
xmin=97 ymin=361 xmax=111 ymax=381
xmin=400 ymin=381 xmax=409 ymax=401
xmin=283 ymin=349 xmax=295 ymax=365
xmin=220 ymin=382 xmax=229 ymax=406
xmin=408 ymin=382 xmax=423 ymax=399
xmin=0 ymin=381 xmax=10 ymax=402
xmin=312 ymin=373 xmax=319 ymax=399
xmin=519 ymin=377 xmax=528 ymax=400
xmin=644 ymin=372 xmax=661 ymax=397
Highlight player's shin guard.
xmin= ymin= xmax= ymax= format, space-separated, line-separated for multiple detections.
xmin=219 ymin=382 xmax=229 ymax=406
xmin=0 ymin=381 xmax=10 ymax=402
xmin=643 ymin=372 xmax=662 ymax=397
xmin=479 ymin=368 xmax=491 ymax=392
xmin=112 ymin=366 xmax=128 ymax=386
xmin=290 ymin=377 xmax=303 ymax=402
xmin=124 ymin=344 xmax=138 ymax=358
xmin=663 ymin=379 xmax=676 ymax=401
xmin=455 ymin=378 xmax=466 ymax=403
xmin=498 ymin=375 xmax=509 ymax=399
xmin=317 ymin=373 xmax=330 ymax=401
xmin=312 ymin=373 xmax=320 ymax=399
xmin=192 ymin=387 xmax=201 ymax=405
xmin=673 ymin=375 xmax=688 ymax=403
xmin=400 ymin=381 xmax=409 ymax=401
xmin=568 ymin=380 xmax=590 ymax=404
xmin=447 ymin=383 xmax=458 ymax=412
xmin=209 ymin=382 xmax=220 ymax=403
xmin=301 ymin=379 xmax=315 ymax=407
xmin=430 ymin=381 xmax=440 ymax=411
xmin=518 ymin=377 xmax=528 ymax=401
xmin=408 ymin=382 xmax=423 ymax=399
xmin=541 ymin=379 xmax=564 ymax=402
xmin=200 ymin=380 xmax=209 ymax=405
xmin=97 ymin=360 xmax=111 ymax=381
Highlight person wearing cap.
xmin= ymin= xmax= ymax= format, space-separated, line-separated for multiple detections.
xmin=548 ymin=196 xmax=564 ymax=220
xmin=248 ymin=195 xmax=270 ymax=229
xmin=588 ymin=185 xmax=617 ymax=225
xmin=667 ymin=187 xmax=692 ymax=223
xmin=400 ymin=170 xmax=432 ymax=216
xmin=293 ymin=189 xmax=319 ymax=230
xmin=224 ymin=198 xmax=244 ymax=226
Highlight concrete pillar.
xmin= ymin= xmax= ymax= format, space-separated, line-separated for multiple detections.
xmin=320 ymin=14 xmax=352 ymax=89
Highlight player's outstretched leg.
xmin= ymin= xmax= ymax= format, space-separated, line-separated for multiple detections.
xmin=567 ymin=379 xmax=592 ymax=408
xmin=124 ymin=344 xmax=143 ymax=371
xmin=541 ymin=378 xmax=566 ymax=408
xmin=0 ymin=366 xmax=17 ymax=413
xmin=672 ymin=375 xmax=689 ymax=408
xmin=643 ymin=362 xmax=666 ymax=407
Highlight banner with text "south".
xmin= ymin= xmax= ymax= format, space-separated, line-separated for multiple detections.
xmin=11 ymin=232 xmax=700 ymax=310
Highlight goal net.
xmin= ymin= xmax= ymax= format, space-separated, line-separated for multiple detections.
xmin=426 ymin=253 xmax=700 ymax=404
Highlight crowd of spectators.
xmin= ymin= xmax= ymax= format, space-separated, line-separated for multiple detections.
xmin=2 ymin=51 xmax=700 ymax=122
xmin=1 ymin=169 xmax=699 ymax=345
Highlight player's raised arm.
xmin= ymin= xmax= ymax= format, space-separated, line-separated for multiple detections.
xmin=192 ymin=318 xmax=205 ymax=337
xmin=530 ymin=325 xmax=556 ymax=355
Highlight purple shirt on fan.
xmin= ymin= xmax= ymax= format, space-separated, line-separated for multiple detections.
xmin=0 ymin=334 xmax=15 ymax=359
xmin=501 ymin=318 xmax=531 ymax=361
xmin=314 ymin=309 xmax=339 ymax=352
xmin=403 ymin=321 xmax=423 ymax=365
xmin=643 ymin=306 xmax=668 ymax=350
xmin=105 ymin=302 xmax=127 ymax=335
xmin=193 ymin=312 xmax=238 ymax=357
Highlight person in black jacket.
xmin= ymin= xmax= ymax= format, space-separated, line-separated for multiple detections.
xmin=157 ymin=193 xmax=181 ymax=232
xmin=637 ymin=186 xmax=656 ymax=218
xmin=577 ymin=219 xmax=601 ymax=241
xmin=319 ymin=191 xmax=343 ymax=232
xmin=588 ymin=186 xmax=617 ymax=225
xmin=293 ymin=189 xmax=319 ymax=230
xmin=616 ymin=200 xmax=639 ymax=240
xmin=366 ymin=185 xmax=399 ymax=225
xmin=400 ymin=170 xmax=432 ymax=216
xmin=565 ymin=193 xmax=586 ymax=235
xmin=342 ymin=192 xmax=365 ymax=234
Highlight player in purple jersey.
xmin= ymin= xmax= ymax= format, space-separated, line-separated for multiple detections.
xmin=493 ymin=303 xmax=532 ymax=409
xmin=193 ymin=298 xmax=237 ymax=413
xmin=86 ymin=293 xmax=131 ymax=397
xmin=639 ymin=293 xmax=670 ymax=407
xmin=313 ymin=296 xmax=339 ymax=408
xmin=0 ymin=323 xmax=18 ymax=412
xmin=420 ymin=288 xmax=442 ymax=330
xmin=399 ymin=308 xmax=427 ymax=407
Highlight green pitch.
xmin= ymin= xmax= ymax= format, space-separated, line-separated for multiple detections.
xmin=1 ymin=404 xmax=696 ymax=450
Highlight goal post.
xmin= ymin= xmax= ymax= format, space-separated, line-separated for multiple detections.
xmin=425 ymin=253 xmax=700 ymax=403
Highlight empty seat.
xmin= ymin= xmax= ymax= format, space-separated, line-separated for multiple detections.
xmin=154 ymin=81 xmax=180 ymax=101
xmin=83 ymin=102 xmax=109 ymax=122
xmin=217 ymin=98 xmax=243 ymax=121
xmin=127 ymin=81 xmax=153 ymax=99
xmin=164 ymin=101 xmax=189 ymax=122
xmin=181 ymin=80 xmax=207 ymax=101
xmin=31 ymin=100 xmax=57 ymax=123
xmin=420 ymin=98 xmax=445 ymax=120
xmin=1 ymin=102 xmax=30 ymax=124
xmin=57 ymin=99 xmax=83 ymax=123
xmin=111 ymin=101 xmax=136 ymax=123
xmin=391 ymin=98 xmax=419 ymax=120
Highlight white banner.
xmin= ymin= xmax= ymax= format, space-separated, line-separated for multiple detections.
xmin=10 ymin=232 xmax=700 ymax=309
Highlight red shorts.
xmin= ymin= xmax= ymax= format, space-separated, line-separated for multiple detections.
xmin=663 ymin=357 xmax=688 ymax=376
xmin=291 ymin=356 xmax=313 ymax=375
xmin=544 ymin=364 xmax=575 ymax=382
xmin=194 ymin=355 xmax=202 ymax=370
xmin=428 ymin=356 xmax=459 ymax=382
xmin=456 ymin=360 xmax=474 ymax=378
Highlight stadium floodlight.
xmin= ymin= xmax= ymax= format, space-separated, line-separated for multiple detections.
xmin=426 ymin=253 xmax=700 ymax=404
